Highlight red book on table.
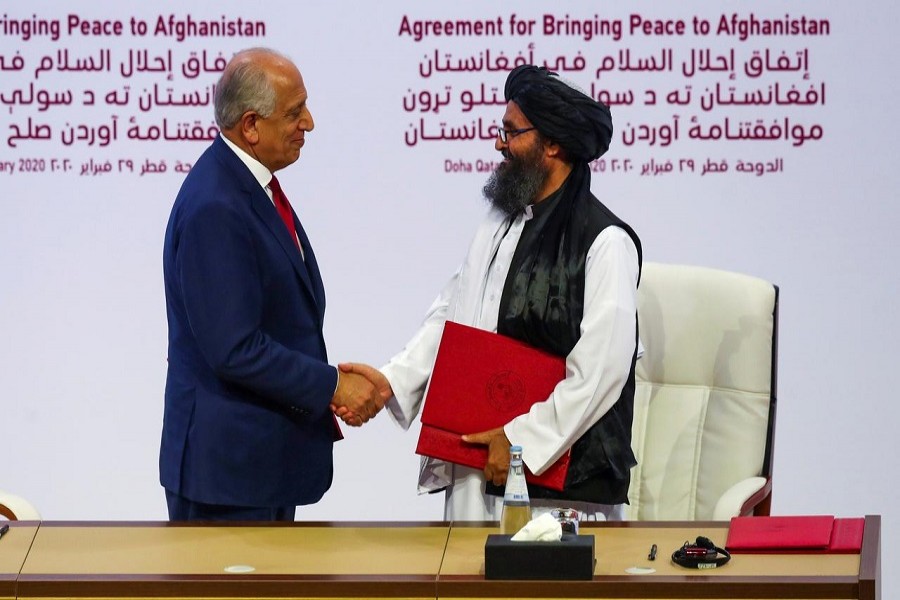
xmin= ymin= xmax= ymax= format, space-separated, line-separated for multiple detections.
xmin=726 ymin=515 xmax=864 ymax=554
xmin=827 ymin=518 xmax=865 ymax=553
xmin=415 ymin=321 xmax=570 ymax=491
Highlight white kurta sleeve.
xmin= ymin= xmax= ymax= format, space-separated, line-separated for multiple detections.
xmin=380 ymin=270 xmax=458 ymax=430
xmin=380 ymin=209 xmax=512 ymax=431
xmin=504 ymin=226 xmax=640 ymax=474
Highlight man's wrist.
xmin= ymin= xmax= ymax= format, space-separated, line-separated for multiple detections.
xmin=501 ymin=426 xmax=513 ymax=448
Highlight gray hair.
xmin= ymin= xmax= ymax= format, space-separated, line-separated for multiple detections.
xmin=214 ymin=48 xmax=286 ymax=129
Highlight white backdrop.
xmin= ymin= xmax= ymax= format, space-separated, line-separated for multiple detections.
xmin=2 ymin=0 xmax=897 ymax=594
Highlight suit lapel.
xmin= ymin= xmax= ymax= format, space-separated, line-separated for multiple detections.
xmin=249 ymin=191 xmax=316 ymax=302
xmin=295 ymin=220 xmax=326 ymax=316
xmin=210 ymin=137 xmax=322 ymax=313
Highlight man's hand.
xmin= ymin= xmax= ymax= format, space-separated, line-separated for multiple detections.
xmin=462 ymin=427 xmax=512 ymax=486
xmin=330 ymin=371 xmax=380 ymax=426
xmin=330 ymin=363 xmax=393 ymax=427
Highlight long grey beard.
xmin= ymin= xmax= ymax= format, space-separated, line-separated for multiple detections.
xmin=482 ymin=157 xmax=547 ymax=216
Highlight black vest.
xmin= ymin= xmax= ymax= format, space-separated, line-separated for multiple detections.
xmin=488 ymin=163 xmax=642 ymax=505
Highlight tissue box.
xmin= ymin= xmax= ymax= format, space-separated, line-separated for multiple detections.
xmin=484 ymin=533 xmax=595 ymax=580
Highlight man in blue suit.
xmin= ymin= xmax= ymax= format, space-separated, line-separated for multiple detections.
xmin=161 ymin=48 xmax=381 ymax=521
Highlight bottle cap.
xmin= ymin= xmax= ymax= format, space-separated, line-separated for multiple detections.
xmin=510 ymin=445 xmax=523 ymax=452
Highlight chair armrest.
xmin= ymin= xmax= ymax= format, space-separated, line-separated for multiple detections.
xmin=0 ymin=490 xmax=41 ymax=520
xmin=712 ymin=477 xmax=768 ymax=520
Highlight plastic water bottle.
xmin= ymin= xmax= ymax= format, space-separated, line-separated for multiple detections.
xmin=500 ymin=445 xmax=532 ymax=535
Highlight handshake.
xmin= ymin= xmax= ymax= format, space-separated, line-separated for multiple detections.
xmin=329 ymin=363 xmax=392 ymax=427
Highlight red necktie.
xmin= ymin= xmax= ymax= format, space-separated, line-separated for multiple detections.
xmin=269 ymin=175 xmax=301 ymax=251
xmin=269 ymin=175 xmax=343 ymax=441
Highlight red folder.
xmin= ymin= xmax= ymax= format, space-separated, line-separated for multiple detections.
xmin=726 ymin=515 xmax=833 ymax=552
xmin=415 ymin=321 xmax=570 ymax=491
xmin=725 ymin=515 xmax=863 ymax=554
xmin=827 ymin=518 xmax=865 ymax=553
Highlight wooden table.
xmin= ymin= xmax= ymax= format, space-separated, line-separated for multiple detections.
xmin=1 ymin=516 xmax=880 ymax=599
xmin=0 ymin=521 xmax=38 ymax=600
xmin=441 ymin=519 xmax=880 ymax=599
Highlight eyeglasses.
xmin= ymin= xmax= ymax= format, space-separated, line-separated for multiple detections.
xmin=497 ymin=126 xmax=536 ymax=143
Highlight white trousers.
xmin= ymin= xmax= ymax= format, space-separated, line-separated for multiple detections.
xmin=443 ymin=464 xmax=624 ymax=522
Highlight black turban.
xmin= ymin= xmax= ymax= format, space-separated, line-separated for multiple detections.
xmin=504 ymin=65 xmax=613 ymax=162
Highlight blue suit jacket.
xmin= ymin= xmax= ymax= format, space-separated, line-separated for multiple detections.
xmin=160 ymin=136 xmax=337 ymax=507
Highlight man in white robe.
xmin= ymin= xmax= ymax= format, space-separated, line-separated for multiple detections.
xmin=337 ymin=65 xmax=641 ymax=522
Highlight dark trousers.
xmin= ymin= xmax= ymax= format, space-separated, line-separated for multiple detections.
xmin=165 ymin=489 xmax=296 ymax=522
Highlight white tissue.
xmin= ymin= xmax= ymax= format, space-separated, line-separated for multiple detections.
xmin=510 ymin=512 xmax=563 ymax=542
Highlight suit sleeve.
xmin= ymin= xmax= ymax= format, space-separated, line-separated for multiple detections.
xmin=175 ymin=199 xmax=337 ymax=416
